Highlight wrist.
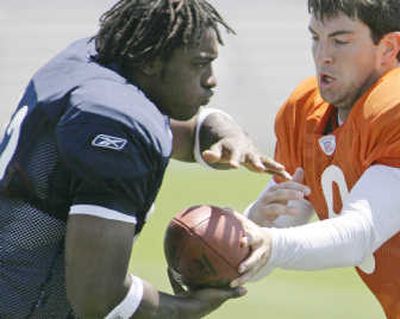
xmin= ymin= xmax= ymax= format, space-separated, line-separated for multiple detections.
xmin=249 ymin=227 xmax=277 ymax=281
xmin=105 ymin=274 xmax=143 ymax=319
xmin=193 ymin=107 xmax=232 ymax=169
xmin=242 ymin=202 xmax=255 ymax=219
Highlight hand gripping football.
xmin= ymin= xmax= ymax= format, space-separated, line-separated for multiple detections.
xmin=164 ymin=205 xmax=250 ymax=288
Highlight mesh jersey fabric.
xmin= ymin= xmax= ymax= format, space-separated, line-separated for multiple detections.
xmin=0 ymin=38 xmax=172 ymax=318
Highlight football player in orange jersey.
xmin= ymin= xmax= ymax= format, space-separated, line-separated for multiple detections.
xmin=231 ymin=1 xmax=400 ymax=318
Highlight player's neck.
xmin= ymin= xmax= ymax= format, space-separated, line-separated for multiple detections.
xmin=337 ymin=110 xmax=348 ymax=125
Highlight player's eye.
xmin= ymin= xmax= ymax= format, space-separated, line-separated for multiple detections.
xmin=334 ymin=38 xmax=349 ymax=45
xmin=194 ymin=62 xmax=208 ymax=69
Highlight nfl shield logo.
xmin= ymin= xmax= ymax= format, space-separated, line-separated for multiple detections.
xmin=318 ymin=135 xmax=336 ymax=156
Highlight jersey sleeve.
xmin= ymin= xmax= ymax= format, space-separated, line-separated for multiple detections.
xmin=357 ymin=71 xmax=400 ymax=168
xmin=56 ymin=108 xmax=167 ymax=229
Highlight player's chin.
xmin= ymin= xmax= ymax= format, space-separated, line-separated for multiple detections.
xmin=174 ymin=104 xmax=203 ymax=121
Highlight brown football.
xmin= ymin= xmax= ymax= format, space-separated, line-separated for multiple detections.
xmin=164 ymin=205 xmax=250 ymax=288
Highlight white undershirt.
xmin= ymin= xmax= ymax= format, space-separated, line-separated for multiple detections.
xmin=252 ymin=165 xmax=400 ymax=280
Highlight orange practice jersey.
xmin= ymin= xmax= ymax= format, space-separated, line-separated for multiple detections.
xmin=274 ymin=68 xmax=400 ymax=319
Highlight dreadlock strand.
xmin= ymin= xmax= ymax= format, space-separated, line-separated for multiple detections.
xmin=120 ymin=1 xmax=162 ymax=59
xmin=98 ymin=1 xmax=138 ymax=63
xmin=200 ymin=0 xmax=235 ymax=35
xmin=191 ymin=0 xmax=206 ymax=44
xmin=95 ymin=0 xmax=235 ymax=71
xmin=165 ymin=9 xmax=183 ymax=44
xmin=127 ymin=0 xmax=173 ymax=59
xmin=183 ymin=2 xmax=195 ymax=45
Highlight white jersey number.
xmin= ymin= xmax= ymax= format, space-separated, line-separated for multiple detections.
xmin=0 ymin=106 xmax=29 ymax=180
xmin=321 ymin=165 xmax=376 ymax=274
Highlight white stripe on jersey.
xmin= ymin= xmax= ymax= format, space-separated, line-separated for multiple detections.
xmin=69 ymin=204 xmax=137 ymax=224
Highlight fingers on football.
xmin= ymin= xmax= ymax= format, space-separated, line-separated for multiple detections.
xmin=193 ymin=286 xmax=247 ymax=303
xmin=167 ymin=267 xmax=186 ymax=295
xmin=232 ymin=245 xmax=270 ymax=287
xmin=237 ymin=219 xmax=264 ymax=252
xmin=212 ymin=286 xmax=247 ymax=300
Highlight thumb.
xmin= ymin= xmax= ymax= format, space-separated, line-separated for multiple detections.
xmin=292 ymin=167 xmax=304 ymax=183
xmin=229 ymin=286 xmax=248 ymax=299
xmin=212 ymin=286 xmax=247 ymax=301
xmin=202 ymin=143 xmax=223 ymax=164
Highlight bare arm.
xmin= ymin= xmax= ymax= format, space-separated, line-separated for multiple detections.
xmin=65 ymin=214 xmax=244 ymax=318
xmin=65 ymin=215 xmax=134 ymax=316
xmin=171 ymin=109 xmax=290 ymax=178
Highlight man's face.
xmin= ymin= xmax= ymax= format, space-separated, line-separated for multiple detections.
xmin=309 ymin=13 xmax=381 ymax=116
xmin=154 ymin=28 xmax=219 ymax=121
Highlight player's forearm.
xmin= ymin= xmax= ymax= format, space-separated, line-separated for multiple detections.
xmin=171 ymin=107 xmax=235 ymax=163
xmin=67 ymin=275 xmax=132 ymax=318
xmin=255 ymin=165 xmax=400 ymax=278
xmin=71 ymin=275 xmax=187 ymax=319
xmin=267 ymin=211 xmax=374 ymax=271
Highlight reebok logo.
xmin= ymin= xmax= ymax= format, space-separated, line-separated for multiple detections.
xmin=91 ymin=134 xmax=127 ymax=151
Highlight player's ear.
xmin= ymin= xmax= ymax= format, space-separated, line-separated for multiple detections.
xmin=378 ymin=32 xmax=400 ymax=65
xmin=141 ymin=58 xmax=163 ymax=77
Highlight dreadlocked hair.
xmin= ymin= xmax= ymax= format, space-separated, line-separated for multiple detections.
xmin=308 ymin=0 xmax=400 ymax=60
xmin=95 ymin=0 xmax=234 ymax=75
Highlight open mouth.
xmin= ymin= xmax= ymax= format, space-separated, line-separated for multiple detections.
xmin=320 ymin=73 xmax=336 ymax=86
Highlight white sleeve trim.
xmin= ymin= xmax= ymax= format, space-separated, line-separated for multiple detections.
xmin=105 ymin=275 xmax=144 ymax=319
xmin=69 ymin=204 xmax=137 ymax=224
xmin=252 ymin=165 xmax=400 ymax=280
xmin=193 ymin=107 xmax=233 ymax=169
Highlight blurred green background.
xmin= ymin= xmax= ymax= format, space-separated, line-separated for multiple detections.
xmin=130 ymin=162 xmax=385 ymax=319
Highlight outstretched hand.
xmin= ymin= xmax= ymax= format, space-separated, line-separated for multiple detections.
xmin=202 ymin=137 xmax=291 ymax=179
xmin=199 ymin=112 xmax=291 ymax=179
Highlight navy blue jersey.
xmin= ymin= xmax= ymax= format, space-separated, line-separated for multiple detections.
xmin=0 ymin=38 xmax=172 ymax=318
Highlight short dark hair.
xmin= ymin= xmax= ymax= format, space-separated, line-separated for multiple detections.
xmin=308 ymin=0 xmax=400 ymax=60
xmin=95 ymin=0 xmax=234 ymax=75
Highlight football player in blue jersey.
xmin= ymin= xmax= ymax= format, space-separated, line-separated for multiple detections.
xmin=0 ymin=0 xmax=288 ymax=318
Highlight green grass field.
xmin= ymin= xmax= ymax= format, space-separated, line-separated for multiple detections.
xmin=129 ymin=161 xmax=385 ymax=319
